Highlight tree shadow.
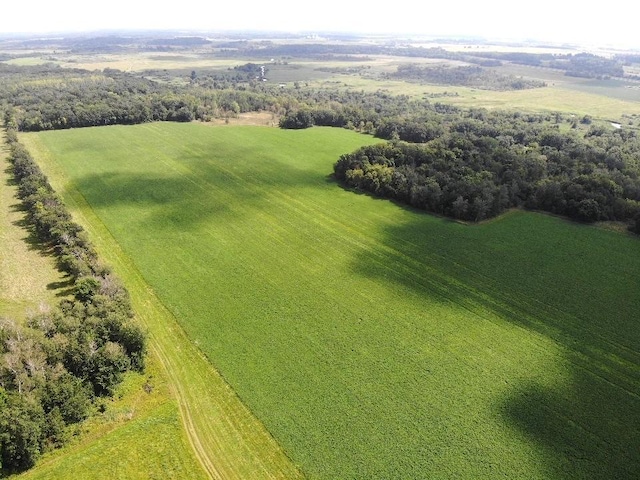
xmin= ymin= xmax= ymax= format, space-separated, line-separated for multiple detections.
xmin=500 ymin=374 xmax=640 ymax=479
xmin=10 ymin=216 xmax=59 ymax=257
xmin=47 ymin=279 xmax=75 ymax=297
xmin=3 ymin=162 xmax=71 ymax=300
xmin=69 ymin=156 xmax=329 ymax=232
xmin=347 ymin=207 xmax=640 ymax=478
xmin=4 ymin=164 xmax=19 ymax=186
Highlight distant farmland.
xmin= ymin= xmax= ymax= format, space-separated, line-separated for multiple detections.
xmin=25 ymin=123 xmax=640 ymax=479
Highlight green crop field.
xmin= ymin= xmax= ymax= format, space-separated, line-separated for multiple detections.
xmin=24 ymin=123 xmax=640 ymax=479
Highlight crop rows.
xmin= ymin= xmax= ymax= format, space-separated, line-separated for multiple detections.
xmin=26 ymin=123 xmax=640 ymax=479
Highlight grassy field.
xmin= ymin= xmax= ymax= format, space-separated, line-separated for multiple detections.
xmin=319 ymin=73 xmax=640 ymax=120
xmin=17 ymin=358 xmax=209 ymax=480
xmin=24 ymin=123 xmax=640 ymax=479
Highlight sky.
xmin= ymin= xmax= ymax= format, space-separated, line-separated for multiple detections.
xmin=2 ymin=1 xmax=638 ymax=49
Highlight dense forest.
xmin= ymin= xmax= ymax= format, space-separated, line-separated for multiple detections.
xmin=334 ymin=118 xmax=640 ymax=229
xmin=0 ymin=64 xmax=202 ymax=130
xmin=0 ymin=63 xmax=442 ymax=132
xmin=0 ymin=124 xmax=146 ymax=475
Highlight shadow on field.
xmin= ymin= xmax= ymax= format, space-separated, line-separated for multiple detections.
xmin=4 ymin=164 xmax=18 ymax=186
xmin=47 ymin=279 xmax=75 ymax=297
xmin=347 ymin=207 xmax=640 ymax=479
xmin=70 ymin=157 xmax=324 ymax=230
xmin=10 ymin=215 xmax=58 ymax=255
xmin=500 ymin=375 xmax=640 ymax=479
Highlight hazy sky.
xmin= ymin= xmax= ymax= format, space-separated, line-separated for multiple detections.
xmin=2 ymin=1 xmax=638 ymax=49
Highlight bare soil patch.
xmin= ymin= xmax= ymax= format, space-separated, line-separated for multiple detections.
xmin=206 ymin=111 xmax=279 ymax=126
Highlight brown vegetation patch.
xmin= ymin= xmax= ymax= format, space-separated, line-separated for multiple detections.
xmin=206 ymin=111 xmax=279 ymax=126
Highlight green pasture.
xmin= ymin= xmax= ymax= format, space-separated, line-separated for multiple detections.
xmin=25 ymin=123 xmax=640 ymax=479
xmin=22 ymin=130 xmax=304 ymax=480
xmin=2 ymin=57 xmax=54 ymax=66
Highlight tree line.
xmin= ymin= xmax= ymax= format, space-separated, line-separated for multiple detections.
xmin=0 ymin=63 xmax=444 ymax=133
xmin=1 ymin=118 xmax=146 ymax=475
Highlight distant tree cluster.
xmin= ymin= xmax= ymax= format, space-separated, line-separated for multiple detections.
xmin=334 ymin=114 xmax=640 ymax=229
xmin=147 ymin=36 xmax=211 ymax=47
xmin=0 ymin=64 xmax=294 ymax=131
xmin=549 ymin=53 xmax=625 ymax=79
xmin=1 ymin=123 xmax=146 ymax=474
xmin=389 ymin=64 xmax=546 ymax=91
xmin=469 ymin=51 xmax=625 ymax=79
xmin=205 ymin=42 xmax=627 ymax=80
xmin=278 ymin=89 xmax=456 ymax=132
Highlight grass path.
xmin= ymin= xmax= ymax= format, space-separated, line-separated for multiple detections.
xmin=0 ymin=130 xmax=67 ymax=320
xmin=22 ymin=132 xmax=304 ymax=480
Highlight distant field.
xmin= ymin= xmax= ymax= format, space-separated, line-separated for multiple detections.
xmin=5 ymin=46 xmax=639 ymax=119
xmin=26 ymin=123 xmax=640 ymax=479
xmin=3 ymin=57 xmax=54 ymax=66
xmin=2 ymin=53 xmax=248 ymax=72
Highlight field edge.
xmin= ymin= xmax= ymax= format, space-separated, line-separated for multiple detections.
xmin=20 ymin=131 xmax=304 ymax=480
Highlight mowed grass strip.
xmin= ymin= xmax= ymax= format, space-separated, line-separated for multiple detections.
xmin=25 ymin=123 xmax=640 ymax=479
xmin=2 ymin=129 xmax=208 ymax=479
